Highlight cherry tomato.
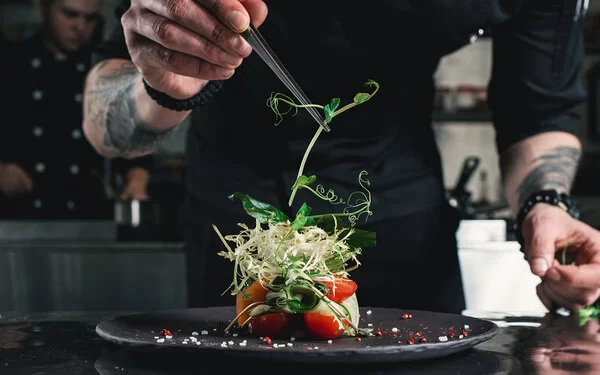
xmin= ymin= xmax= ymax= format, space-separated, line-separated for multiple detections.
xmin=315 ymin=277 xmax=357 ymax=303
xmin=304 ymin=312 xmax=345 ymax=340
xmin=249 ymin=312 xmax=291 ymax=338
xmin=236 ymin=281 xmax=268 ymax=326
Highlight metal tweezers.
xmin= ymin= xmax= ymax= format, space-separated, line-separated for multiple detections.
xmin=241 ymin=24 xmax=331 ymax=132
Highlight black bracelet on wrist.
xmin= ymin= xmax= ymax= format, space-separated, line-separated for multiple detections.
xmin=514 ymin=189 xmax=580 ymax=247
xmin=142 ymin=79 xmax=224 ymax=111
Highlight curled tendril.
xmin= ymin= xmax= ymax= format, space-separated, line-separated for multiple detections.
xmin=302 ymin=171 xmax=372 ymax=227
xmin=266 ymin=92 xmax=299 ymax=125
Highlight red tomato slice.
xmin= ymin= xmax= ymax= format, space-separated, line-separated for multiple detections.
xmin=249 ymin=312 xmax=291 ymax=338
xmin=304 ymin=311 xmax=345 ymax=340
xmin=315 ymin=277 xmax=357 ymax=303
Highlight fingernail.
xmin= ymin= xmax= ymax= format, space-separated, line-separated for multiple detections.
xmin=546 ymin=268 xmax=561 ymax=282
xmin=532 ymin=258 xmax=549 ymax=275
xmin=227 ymin=10 xmax=248 ymax=32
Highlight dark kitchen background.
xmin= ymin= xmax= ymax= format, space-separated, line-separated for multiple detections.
xmin=1 ymin=0 xmax=600 ymax=315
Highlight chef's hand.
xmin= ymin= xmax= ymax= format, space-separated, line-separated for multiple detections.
xmin=521 ymin=203 xmax=600 ymax=312
xmin=120 ymin=168 xmax=150 ymax=201
xmin=122 ymin=0 xmax=268 ymax=99
xmin=0 ymin=162 xmax=33 ymax=198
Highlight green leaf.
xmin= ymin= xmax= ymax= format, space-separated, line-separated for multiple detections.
xmin=228 ymin=193 xmax=290 ymax=224
xmin=291 ymin=204 xmax=315 ymax=230
xmin=291 ymin=175 xmax=317 ymax=191
xmin=315 ymin=216 xmax=376 ymax=248
xmin=353 ymin=93 xmax=371 ymax=104
xmin=328 ymin=98 xmax=340 ymax=112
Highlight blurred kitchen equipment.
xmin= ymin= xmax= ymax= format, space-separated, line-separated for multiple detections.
xmin=113 ymin=198 xmax=182 ymax=242
xmin=241 ymin=24 xmax=330 ymax=132
xmin=446 ymin=156 xmax=480 ymax=218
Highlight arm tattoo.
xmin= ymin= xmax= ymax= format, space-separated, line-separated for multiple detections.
xmin=517 ymin=146 xmax=580 ymax=207
xmin=85 ymin=62 xmax=178 ymax=158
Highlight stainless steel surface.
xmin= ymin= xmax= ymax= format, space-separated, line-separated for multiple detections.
xmin=0 ymin=220 xmax=116 ymax=241
xmin=242 ymin=24 xmax=331 ymax=132
xmin=0 ymin=241 xmax=185 ymax=313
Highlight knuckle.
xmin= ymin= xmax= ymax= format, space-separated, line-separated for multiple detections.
xmin=210 ymin=23 xmax=233 ymax=44
xmin=153 ymin=19 xmax=178 ymax=44
xmin=165 ymin=0 xmax=188 ymax=20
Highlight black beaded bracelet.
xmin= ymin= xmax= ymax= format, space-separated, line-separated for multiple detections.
xmin=514 ymin=189 xmax=580 ymax=247
xmin=142 ymin=79 xmax=224 ymax=111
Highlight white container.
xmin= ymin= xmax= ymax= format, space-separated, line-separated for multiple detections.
xmin=457 ymin=221 xmax=548 ymax=315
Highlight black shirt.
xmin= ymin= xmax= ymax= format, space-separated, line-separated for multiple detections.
xmin=0 ymin=31 xmax=152 ymax=220
xmin=94 ymin=0 xmax=586 ymax=222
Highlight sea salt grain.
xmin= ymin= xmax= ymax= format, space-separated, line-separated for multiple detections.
xmin=366 ymin=310 xmax=372 ymax=315
xmin=156 ymin=338 xmax=165 ymax=343
xmin=327 ymin=340 xmax=333 ymax=344
xmin=368 ymin=323 xmax=373 ymax=327
xmin=228 ymin=341 xmax=234 ymax=345
xmin=165 ymin=335 xmax=173 ymax=339
xmin=464 ymin=324 xmax=470 ymax=329
xmin=201 ymin=330 xmax=209 ymax=335
xmin=192 ymin=331 xmax=199 ymax=336
xmin=438 ymin=336 xmax=448 ymax=342
xmin=287 ymin=343 xmax=293 ymax=347
xmin=391 ymin=327 xmax=398 ymax=332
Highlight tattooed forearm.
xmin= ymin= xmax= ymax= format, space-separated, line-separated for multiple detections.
xmin=517 ymin=146 xmax=581 ymax=207
xmin=84 ymin=62 xmax=178 ymax=158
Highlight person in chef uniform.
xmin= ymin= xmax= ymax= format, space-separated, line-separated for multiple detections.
xmin=82 ymin=0 xmax=600 ymax=315
xmin=0 ymin=0 xmax=152 ymax=220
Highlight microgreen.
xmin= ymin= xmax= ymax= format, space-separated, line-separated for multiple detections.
xmin=267 ymin=79 xmax=380 ymax=207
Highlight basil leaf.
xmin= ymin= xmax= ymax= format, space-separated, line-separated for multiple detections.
xmin=228 ymin=193 xmax=290 ymax=224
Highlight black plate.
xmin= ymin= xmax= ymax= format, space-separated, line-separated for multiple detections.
xmin=96 ymin=306 xmax=499 ymax=364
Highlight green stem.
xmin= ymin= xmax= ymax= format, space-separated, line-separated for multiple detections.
xmin=288 ymin=125 xmax=325 ymax=206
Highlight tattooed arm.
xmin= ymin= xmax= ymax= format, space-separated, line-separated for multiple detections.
xmin=500 ymin=131 xmax=581 ymax=215
xmin=82 ymin=59 xmax=196 ymax=159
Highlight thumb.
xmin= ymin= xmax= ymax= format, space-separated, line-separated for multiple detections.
xmin=525 ymin=230 xmax=555 ymax=277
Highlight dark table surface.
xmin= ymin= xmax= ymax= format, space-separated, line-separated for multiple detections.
xmin=1 ymin=309 xmax=598 ymax=375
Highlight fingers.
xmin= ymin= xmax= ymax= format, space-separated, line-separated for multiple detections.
xmin=123 ymin=0 xmax=255 ymax=81
xmin=240 ymin=0 xmax=268 ymax=26
xmin=17 ymin=168 xmax=33 ymax=193
xmin=140 ymin=0 xmax=252 ymax=56
xmin=537 ymin=277 xmax=600 ymax=311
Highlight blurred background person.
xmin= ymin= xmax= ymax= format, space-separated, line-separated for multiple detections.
xmin=0 ymin=0 xmax=152 ymax=220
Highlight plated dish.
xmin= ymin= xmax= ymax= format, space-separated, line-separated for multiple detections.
xmin=95 ymin=306 xmax=499 ymax=363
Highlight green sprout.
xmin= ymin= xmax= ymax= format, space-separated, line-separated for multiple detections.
xmin=266 ymin=80 xmax=380 ymax=206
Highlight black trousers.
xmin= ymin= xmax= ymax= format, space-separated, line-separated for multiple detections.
xmin=183 ymin=195 xmax=465 ymax=314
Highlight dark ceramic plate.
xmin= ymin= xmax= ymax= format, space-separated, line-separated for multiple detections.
xmin=96 ymin=306 xmax=499 ymax=364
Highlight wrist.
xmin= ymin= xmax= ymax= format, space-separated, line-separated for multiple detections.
xmin=514 ymin=189 xmax=580 ymax=247
xmin=142 ymin=78 xmax=224 ymax=112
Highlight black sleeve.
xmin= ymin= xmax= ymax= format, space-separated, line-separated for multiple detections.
xmin=92 ymin=0 xmax=131 ymax=64
xmin=488 ymin=0 xmax=587 ymax=154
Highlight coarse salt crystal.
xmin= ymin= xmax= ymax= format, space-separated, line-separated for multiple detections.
xmin=228 ymin=341 xmax=234 ymax=345
xmin=391 ymin=327 xmax=398 ymax=332
xmin=182 ymin=341 xmax=188 ymax=344
xmin=154 ymin=336 xmax=159 ymax=339
xmin=287 ymin=343 xmax=293 ymax=347
xmin=201 ymin=330 xmax=208 ymax=335
xmin=196 ymin=342 xmax=201 ymax=345
xmin=156 ymin=338 xmax=165 ymax=343
xmin=366 ymin=310 xmax=372 ymax=315
xmin=327 ymin=340 xmax=332 ymax=344
xmin=221 ymin=342 xmax=228 ymax=347
xmin=459 ymin=335 xmax=464 ymax=339
xmin=239 ymin=342 xmax=247 ymax=346
xmin=368 ymin=323 xmax=373 ymax=327
xmin=232 ymin=333 xmax=238 ymax=337
xmin=290 ymin=337 xmax=296 ymax=341
xmin=464 ymin=324 xmax=470 ymax=329
xmin=165 ymin=335 xmax=173 ymax=339
xmin=438 ymin=336 xmax=448 ymax=342
xmin=192 ymin=331 xmax=199 ymax=336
